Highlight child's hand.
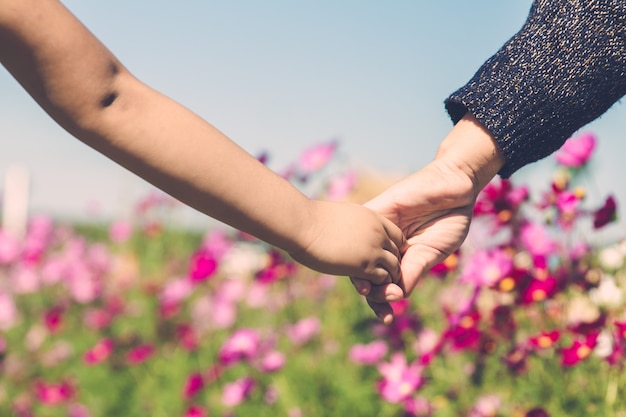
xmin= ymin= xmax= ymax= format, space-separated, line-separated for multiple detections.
xmin=288 ymin=200 xmax=406 ymax=285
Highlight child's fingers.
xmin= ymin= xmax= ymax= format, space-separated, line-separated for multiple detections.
xmin=379 ymin=215 xmax=407 ymax=256
xmin=364 ymin=282 xmax=404 ymax=303
xmin=377 ymin=248 xmax=402 ymax=284
xmin=367 ymin=299 xmax=394 ymax=325
xmin=350 ymin=277 xmax=372 ymax=295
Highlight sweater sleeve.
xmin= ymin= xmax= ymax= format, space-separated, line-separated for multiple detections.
xmin=445 ymin=0 xmax=626 ymax=178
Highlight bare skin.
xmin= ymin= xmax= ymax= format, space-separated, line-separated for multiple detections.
xmin=0 ymin=0 xmax=405 ymax=285
xmin=351 ymin=114 xmax=505 ymax=321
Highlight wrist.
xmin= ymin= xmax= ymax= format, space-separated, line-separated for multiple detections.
xmin=435 ymin=113 xmax=505 ymax=199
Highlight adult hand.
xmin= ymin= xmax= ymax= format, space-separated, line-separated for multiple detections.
xmin=352 ymin=114 xmax=505 ymax=322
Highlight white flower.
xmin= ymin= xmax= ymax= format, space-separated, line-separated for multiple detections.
xmin=598 ymin=245 xmax=625 ymax=271
xmin=589 ymin=275 xmax=623 ymax=308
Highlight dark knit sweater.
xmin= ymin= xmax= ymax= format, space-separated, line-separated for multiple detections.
xmin=445 ymin=0 xmax=626 ymax=178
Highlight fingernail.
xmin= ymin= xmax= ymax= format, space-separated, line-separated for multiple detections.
xmin=385 ymin=287 xmax=403 ymax=302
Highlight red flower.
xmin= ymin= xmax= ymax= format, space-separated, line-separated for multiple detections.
xmin=593 ymin=195 xmax=617 ymax=229
xmin=560 ymin=332 xmax=599 ymax=366
xmin=126 ymin=344 xmax=155 ymax=365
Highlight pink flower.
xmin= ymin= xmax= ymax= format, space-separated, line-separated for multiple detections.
xmin=260 ymin=350 xmax=286 ymax=372
xmin=286 ymin=317 xmax=320 ymax=346
xmin=297 ymin=141 xmax=337 ymax=174
xmin=183 ymin=372 xmax=205 ymax=400
xmin=469 ymin=394 xmax=501 ymax=417
xmin=0 ymin=230 xmax=21 ymax=264
xmin=520 ymin=221 xmax=557 ymax=257
xmin=349 ymin=340 xmax=388 ymax=365
xmin=35 ymin=379 xmax=75 ymax=405
xmin=0 ymin=291 xmax=17 ymax=330
xmin=108 ymin=220 xmax=133 ymax=243
xmin=222 ymin=377 xmax=255 ymax=407
xmin=377 ymin=353 xmax=423 ymax=403
xmin=126 ymin=344 xmax=155 ymax=365
xmin=176 ymin=324 xmax=199 ymax=352
xmin=84 ymin=338 xmax=114 ymax=365
xmin=160 ymin=277 xmax=193 ymax=307
xmin=555 ymin=132 xmax=596 ymax=167
xmin=68 ymin=403 xmax=91 ymax=417
xmin=326 ymin=170 xmax=358 ymax=201
xmin=460 ymin=248 xmax=513 ymax=287
xmin=218 ymin=329 xmax=261 ymax=365
xmin=82 ymin=308 xmax=113 ymax=330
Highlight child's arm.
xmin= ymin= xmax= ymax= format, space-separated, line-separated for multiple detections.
xmin=0 ymin=0 xmax=405 ymax=285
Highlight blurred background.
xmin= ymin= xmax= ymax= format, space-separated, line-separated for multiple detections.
xmin=1 ymin=0 xmax=624 ymax=229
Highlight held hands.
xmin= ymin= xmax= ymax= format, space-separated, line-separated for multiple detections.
xmin=288 ymin=200 xmax=406 ymax=287
xmin=352 ymin=161 xmax=478 ymax=321
xmin=351 ymin=114 xmax=505 ymax=323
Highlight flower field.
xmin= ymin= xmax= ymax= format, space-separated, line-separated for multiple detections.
xmin=1 ymin=134 xmax=625 ymax=417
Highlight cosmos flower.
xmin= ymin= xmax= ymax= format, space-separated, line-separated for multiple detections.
xmin=555 ymin=133 xmax=596 ymax=167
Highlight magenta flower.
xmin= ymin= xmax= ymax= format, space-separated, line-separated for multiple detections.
xmin=35 ymin=379 xmax=75 ymax=406
xmin=460 ymin=248 xmax=512 ymax=287
xmin=182 ymin=372 xmax=205 ymax=400
xmin=349 ymin=340 xmax=388 ymax=365
xmin=286 ymin=317 xmax=320 ymax=346
xmin=593 ymin=195 xmax=617 ymax=229
xmin=184 ymin=405 xmax=207 ymax=417
xmin=297 ymin=140 xmax=338 ymax=174
xmin=188 ymin=249 xmax=218 ymax=284
xmin=43 ymin=306 xmax=65 ymax=334
xmin=84 ymin=338 xmax=114 ymax=365
xmin=126 ymin=344 xmax=155 ymax=365
xmin=555 ymin=132 xmax=596 ymax=167
xmin=377 ymin=353 xmax=423 ymax=403
xmin=560 ymin=332 xmax=599 ymax=366
xmin=222 ymin=377 xmax=256 ymax=407
xmin=218 ymin=329 xmax=261 ymax=365
xmin=520 ymin=276 xmax=558 ymax=304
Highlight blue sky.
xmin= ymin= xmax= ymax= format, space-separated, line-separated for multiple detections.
xmin=1 ymin=1 xmax=625 ymax=233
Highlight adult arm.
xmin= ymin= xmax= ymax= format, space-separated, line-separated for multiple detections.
xmin=446 ymin=0 xmax=626 ymax=177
